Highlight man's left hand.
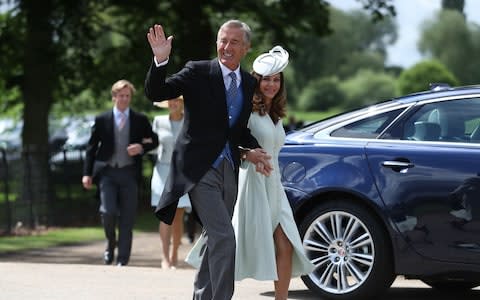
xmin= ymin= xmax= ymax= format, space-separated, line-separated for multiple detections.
xmin=127 ymin=143 xmax=144 ymax=156
xmin=245 ymin=148 xmax=272 ymax=176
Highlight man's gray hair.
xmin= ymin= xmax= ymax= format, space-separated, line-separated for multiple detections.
xmin=219 ymin=19 xmax=252 ymax=44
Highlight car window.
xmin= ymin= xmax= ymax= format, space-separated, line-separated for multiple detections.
xmin=330 ymin=109 xmax=404 ymax=139
xmin=401 ymin=98 xmax=480 ymax=143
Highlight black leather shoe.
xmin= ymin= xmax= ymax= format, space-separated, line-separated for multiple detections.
xmin=104 ymin=251 xmax=114 ymax=265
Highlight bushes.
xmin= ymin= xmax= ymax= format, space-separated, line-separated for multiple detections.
xmin=298 ymin=77 xmax=346 ymax=111
xmin=297 ymin=70 xmax=397 ymax=112
xmin=397 ymin=60 xmax=459 ymax=95
xmin=340 ymin=70 xmax=397 ymax=109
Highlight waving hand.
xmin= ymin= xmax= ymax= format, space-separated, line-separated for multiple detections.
xmin=147 ymin=24 xmax=173 ymax=63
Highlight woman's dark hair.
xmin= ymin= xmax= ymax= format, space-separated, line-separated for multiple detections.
xmin=251 ymin=71 xmax=286 ymax=123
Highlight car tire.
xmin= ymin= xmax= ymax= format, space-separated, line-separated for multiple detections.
xmin=421 ymin=279 xmax=479 ymax=291
xmin=299 ymin=199 xmax=395 ymax=300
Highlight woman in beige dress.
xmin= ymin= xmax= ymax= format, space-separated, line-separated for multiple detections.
xmin=151 ymin=96 xmax=191 ymax=269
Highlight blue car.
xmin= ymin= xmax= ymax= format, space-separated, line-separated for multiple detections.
xmin=279 ymin=84 xmax=480 ymax=300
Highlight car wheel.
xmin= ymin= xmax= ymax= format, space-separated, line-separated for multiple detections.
xmin=421 ymin=279 xmax=479 ymax=291
xmin=299 ymin=199 xmax=395 ymax=300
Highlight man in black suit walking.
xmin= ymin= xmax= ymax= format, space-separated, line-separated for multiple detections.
xmin=82 ymin=79 xmax=158 ymax=266
xmin=145 ymin=20 xmax=272 ymax=299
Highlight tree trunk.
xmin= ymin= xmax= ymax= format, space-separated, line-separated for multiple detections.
xmin=20 ymin=0 xmax=55 ymax=228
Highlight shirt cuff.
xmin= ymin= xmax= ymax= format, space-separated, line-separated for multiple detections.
xmin=154 ymin=56 xmax=169 ymax=67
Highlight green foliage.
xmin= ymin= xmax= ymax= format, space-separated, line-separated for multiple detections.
xmin=0 ymin=0 xmax=397 ymax=117
xmin=0 ymin=228 xmax=104 ymax=253
xmin=338 ymin=51 xmax=386 ymax=77
xmin=397 ymin=60 xmax=459 ymax=95
xmin=419 ymin=10 xmax=480 ymax=85
xmin=340 ymin=69 xmax=397 ymax=110
xmin=0 ymin=211 xmax=158 ymax=253
xmin=0 ymin=7 xmax=25 ymax=87
xmin=442 ymin=0 xmax=465 ymax=13
xmin=287 ymin=108 xmax=344 ymax=125
xmin=359 ymin=0 xmax=396 ymax=21
xmin=298 ymin=77 xmax=346 ymax=111
xmin=292 ymin=8 xmax=396 ymax=82
xmin=0 ymin=79 xmax=22 ymax=117
xmin=289 ymin=7 xmax=397 ymax=109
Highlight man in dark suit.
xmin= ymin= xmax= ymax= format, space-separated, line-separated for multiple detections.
xmin=82 ymin=79 xmax=158 ymax=266
xmin=145 ymin=20 xmax=272 ymax=299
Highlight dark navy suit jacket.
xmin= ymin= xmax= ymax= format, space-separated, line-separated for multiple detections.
xmin=145 ymin=59 xmax=259 ymax=224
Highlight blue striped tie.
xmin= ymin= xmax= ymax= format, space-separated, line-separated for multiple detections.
xmin=227 ymin=72 xmax=238 ymax=103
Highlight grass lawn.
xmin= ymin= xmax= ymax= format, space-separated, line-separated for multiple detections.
xmin=0 ymin=227 xmax=105 ymax=253
xmin=0 ymin=210 xmax=158 ymax=254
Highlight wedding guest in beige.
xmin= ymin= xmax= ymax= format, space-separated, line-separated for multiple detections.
xmin=151 ymin=96 xmax=191 ymax=269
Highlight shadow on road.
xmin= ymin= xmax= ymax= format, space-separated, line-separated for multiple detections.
xmin=261 ymin=286 xmax=480 ymax=300
xmin=387 ymin=287 xmax=480 ymax=300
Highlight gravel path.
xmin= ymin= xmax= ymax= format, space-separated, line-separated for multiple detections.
xmin=0 ymin=231 xmax=314 ymax=299
xmin=2 ymin=232 xmax=479 ymax=299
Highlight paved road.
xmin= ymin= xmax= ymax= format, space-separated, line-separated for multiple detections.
xmin=1 ymin=232 xmax=479 ymax=299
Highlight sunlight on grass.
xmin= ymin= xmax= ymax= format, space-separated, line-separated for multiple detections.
xmin=0 ymin=211 xmax=159 ymax=253
xmin=0 ymin=227 xmax=104 ymax=253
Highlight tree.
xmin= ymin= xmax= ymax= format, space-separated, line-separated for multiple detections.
xmin=293 ymin=8 xmax=396 ymax=80
xmin=442 ymin=0 xmax=464 ymax=15
xmin=340 ymin=69 xmax=397 ymax=109
xmin=298 ymin=77 xmax=346 ymax=111
xmin=0 ymin=0 xmax=395 ymax=228
xmin=418 ymin=9 xmax=480 ymax=85
xmin=397 ymin=60 xmax=459 ymax=95
xmin=289 ymin=7 xmax=397 ymax=107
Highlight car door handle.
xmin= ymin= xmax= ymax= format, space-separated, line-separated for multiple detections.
xmin=382 ymin=160 xmax=414 ymax=171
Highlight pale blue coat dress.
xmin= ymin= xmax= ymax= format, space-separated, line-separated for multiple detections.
xmin=186 ymin=112 xmax=314 ymax=280
xmin=151 ymin=115 xmax=191 ymax=210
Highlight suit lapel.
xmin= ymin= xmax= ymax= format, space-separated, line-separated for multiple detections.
xmin=129 ymin=109 xmax=137 ymax=141
xmin=106 ymin=111 xmax=114 ymax=139
xmin=209 ymin=59 xmax=229 ymax=117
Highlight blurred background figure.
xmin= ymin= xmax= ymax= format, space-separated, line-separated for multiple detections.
xmin=151 ymin=96 xmax=192 ymax=269
xmin=82 ymin=79 xmax=158 ymax=266
xmin=283 ymin=115 xmax=304 ymax=133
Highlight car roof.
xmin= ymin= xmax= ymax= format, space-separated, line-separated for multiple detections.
xmin=394 ymin=84 xmax=480 ymax=104
xmin=299 ymin=85 xmax=480 ymax=135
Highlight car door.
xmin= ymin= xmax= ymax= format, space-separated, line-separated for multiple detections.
xmin=365 ymin=98 xmax=480 ymax=264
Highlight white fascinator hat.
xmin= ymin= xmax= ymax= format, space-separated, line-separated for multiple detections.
xmin=252 ymin=45 xmax=289 ymax=76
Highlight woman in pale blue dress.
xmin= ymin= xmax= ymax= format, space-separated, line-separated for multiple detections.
xmin=151 ymin=96 xmax=191 ymax=269
xmin=186 ymin=46 xmax=313 ymax=299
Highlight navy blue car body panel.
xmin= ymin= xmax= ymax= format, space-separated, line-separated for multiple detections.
xmin=279 ymin=85 xmax=480 ymax=299
xmin=366 ymin=141 xmax=480 ymax=265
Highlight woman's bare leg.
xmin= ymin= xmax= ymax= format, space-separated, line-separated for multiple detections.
xmin=159 ymin=221 xmax=172 ymax=268
xmin=273 ymin=225 xmax=293 ymax=300
xmin=171 ymin=208 xmax=185 ymax=267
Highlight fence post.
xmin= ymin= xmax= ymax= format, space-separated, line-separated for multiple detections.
xmin=1 ymin=148 xmax=12 ymax=234
xmin=63 ymin=149 xmax=72 ymax=204
xmin=23 ymin=149 xmax=35 ymax=229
